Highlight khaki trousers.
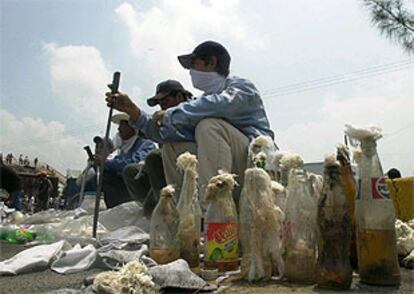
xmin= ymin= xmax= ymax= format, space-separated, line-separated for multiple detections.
xmin=162 ymin=118 xmax=249 ymax=207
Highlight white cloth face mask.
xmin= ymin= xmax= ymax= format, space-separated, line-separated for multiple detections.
xmin=190 ymin=69 xmax=226 ymax=94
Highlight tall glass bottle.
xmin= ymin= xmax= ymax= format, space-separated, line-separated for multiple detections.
xmin=284 ymin=169 xmax=317 ymax=284
xmin=204 ymin=171 xmax=239 ymax=272
xmin=176 ymin=152 xmax=200 ymax=272
xmin=317 ymin=155 xmax=352 ymax=290
xmin=336 ymin=144 xmax=358 ymax=268
xmin=346 ymin=125 xmax=400 ymax=286
xmin=149 ymin=185 xmax=180 ymax=264
xmin=240 ymin=165 xmax=284 ymax=282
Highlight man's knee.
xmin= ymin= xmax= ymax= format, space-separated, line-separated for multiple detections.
xmin=123 ymin=164 xmax=140 ymax=180
xmin=145 ymin=149 xmax=162 ymax=167
xmin=195 ymin=118 xmax=224 ymax=138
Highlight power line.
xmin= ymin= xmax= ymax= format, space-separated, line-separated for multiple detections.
xmin=2 ymin=60 xmax=413 ymax=147
xmin=261 ymin=59 xmax=414 ymax=99
xmin=261 ymin=58 xmax=414 ymax=95
xmin=383 ymin=120 xmax=414 ymax=140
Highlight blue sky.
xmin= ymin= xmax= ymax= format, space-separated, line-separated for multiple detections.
xmin=1 ymin=0 xmax=413 ymax=175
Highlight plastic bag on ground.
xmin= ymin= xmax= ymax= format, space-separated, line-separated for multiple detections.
xmin=148 ymin=259 xmax=216 ymax=291
xmin=395 ymin=219 xmax=414 ymax=256
xmin=98 ymin=226 xmax=149 ymax=248
xmin=0 ymin=240 xmax=71 ymax=275
xmin=240 ymin=165 xmax=284 ymax=282
xmin=99 ymin=201 xmax=149 ymax=232
xmin=17 ymin=208 xmax=87 ymax=225
xmin=51 ymin=244 xmax=98 ymax=274
xmin=98 ymin=244 xmax=154 ymax=269
xmin=49 ymin=215 xmax=107 ymax=244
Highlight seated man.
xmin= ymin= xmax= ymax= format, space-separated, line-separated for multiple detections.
xmin=77 ymin=136 xmax=114 ymax=193
xmin=98 ymin=113 xmax=156 ymax=208
xmin=123 ymin=80 xmax=193 ymax=216
xmin=106 ymin=41 xmax=274 ymax=206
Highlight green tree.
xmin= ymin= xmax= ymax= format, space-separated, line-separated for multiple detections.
xmin=362 ymin=0 xmax=414 ymax=53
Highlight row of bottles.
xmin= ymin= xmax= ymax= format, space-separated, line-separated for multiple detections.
xmin=149 ymin=153 xmax=239 ymax=273
xmin=149 ymin=125 xmax=401 ymax=288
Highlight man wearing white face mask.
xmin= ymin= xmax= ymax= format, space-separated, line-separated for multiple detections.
xmin=160 ymin=41 xmax=275 ymax=206
xmin=106 ymin=41 xmax=275 ymax=207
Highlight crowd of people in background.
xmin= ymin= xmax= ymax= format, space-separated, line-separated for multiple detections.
xmin=2 ymin=152 xmax=40 ymax=168
xmin=0 ymin=151 xmax=59 ymax=213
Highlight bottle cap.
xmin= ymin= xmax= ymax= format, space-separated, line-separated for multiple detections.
xmin=201 ymin=268 xmax=218 ymax=280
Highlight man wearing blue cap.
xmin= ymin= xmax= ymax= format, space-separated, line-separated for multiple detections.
xmin=106 ymin=41 xmax=274 ymax=206
xmin=122 ymin=80 xmax=193 ymax=215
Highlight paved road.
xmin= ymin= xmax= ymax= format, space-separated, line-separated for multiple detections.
xmin=1 ymin=241 xmax=413 ymax=293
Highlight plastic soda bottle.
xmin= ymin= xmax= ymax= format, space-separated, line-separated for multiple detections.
xmin=0 ymin=225 xmax=36 ymax=244
xmin=176 ymin=152 xmax=201 ymax=272
xmin=204 ymin=171 xmax=239 ymax=272
xmin=149 ymin=185 xmax=180 ymax=264
xmin=317 ymin=155 xmax=352 ymax=290
xmin=284 ymin=169 xmax=317 ymax=284
xmin=345 ymin=125 xmax=400 ymax=286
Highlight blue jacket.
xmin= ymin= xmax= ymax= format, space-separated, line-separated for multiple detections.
xmin=130 ymin=76 xmax=274 ymax=142
xmin=131 ymin=111 xmax=195 ymax=143
xmin=105 ymin=137 xmax=156 ymax=177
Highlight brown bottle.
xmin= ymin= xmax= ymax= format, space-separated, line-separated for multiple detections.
xmin=317 ymin=154 xmax=353 ymax=290
xmin=336 ymin=144 xmax=358 ymax=269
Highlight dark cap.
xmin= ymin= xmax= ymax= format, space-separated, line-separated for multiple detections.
xmin=93 ymin=136 xmax=114 ymax=150
xmin=178 ymin=41 xmax=231 ymax=71
xmin=147 ymin=79 xmax=192 ymax=107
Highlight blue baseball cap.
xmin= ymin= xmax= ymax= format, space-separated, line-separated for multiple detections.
xmin=147 ymin=79 xmax=192 ymax=107
xmin=178 ymin=41 xmax=231 ymax=71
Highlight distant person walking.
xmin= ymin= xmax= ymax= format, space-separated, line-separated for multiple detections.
xmin=36 ymin=171 xmax=52 ymax=211
xmin=6 ymin=153 xmax=14 ymax=165
xmin=24 ymin=156 xmax=30 ymax=166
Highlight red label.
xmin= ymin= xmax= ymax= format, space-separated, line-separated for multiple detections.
xmin=207 ymin=222 xmax=238 ymax=244
xmin=371 ymin=177 xmax=390 ymax=199
xmin=205 ymin=222 xmax=239 ymax=262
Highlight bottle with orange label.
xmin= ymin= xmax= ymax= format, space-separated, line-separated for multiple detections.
xmin=203 ymin=171 xmax=239 ymax=272
xmin=149 ymin=185 xmax=180 ymax=265
xmin=345 ymin=125 xmax=400 ymax=286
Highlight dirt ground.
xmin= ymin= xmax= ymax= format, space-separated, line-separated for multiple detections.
xmin=1 ymin=240 xmax=413 ymax=294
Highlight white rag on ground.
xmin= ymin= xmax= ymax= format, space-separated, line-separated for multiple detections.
xmin=51 ymin=244 xmax=98 ymax=274
xmin=0 ymin=240 xmax=70 ymax=275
